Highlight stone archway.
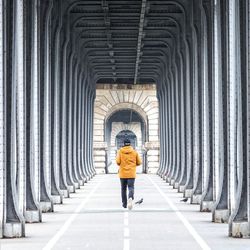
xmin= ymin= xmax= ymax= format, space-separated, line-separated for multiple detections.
xmin=107 ymin=123 xmax=143 ymax=173
xmin=93 ymin=84 xmax=159 ymax=174
xmin=110 ymin=122 xmax=142 ymax=147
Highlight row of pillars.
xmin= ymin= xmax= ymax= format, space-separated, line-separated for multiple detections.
xmin=157 ymin=0 xmax=250 ymax=238
xmin=0 ymin=0 xmax=95 ymax=238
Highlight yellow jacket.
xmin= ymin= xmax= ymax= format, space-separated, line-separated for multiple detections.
xmin=116 ymin=146 xmax=142 ymax=178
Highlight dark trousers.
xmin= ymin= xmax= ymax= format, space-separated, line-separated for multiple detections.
xmin=120 ymin=178 xmax=135 ymax=208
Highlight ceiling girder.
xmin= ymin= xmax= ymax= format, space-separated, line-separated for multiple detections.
xmin=65 ymin=0 xmax=185 ymax=84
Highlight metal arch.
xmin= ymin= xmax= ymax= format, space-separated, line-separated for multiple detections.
xmin=83 ymin=48 xmax=170 ymax=83
xmin=93 ymin=75 xmax=160 ymax=86
xmin=62 ymin=1 xmax=188 ymax=85
xmin=79 ymin=41 xmax=173 ymax=69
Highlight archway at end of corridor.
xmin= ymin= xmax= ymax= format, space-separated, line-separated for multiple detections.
xmin=116 ymin=130 xmax=137 ymax=149
xmin=105 ymin=109 xmax=146 ymax=174
xmin=93 ymin=84 xmax=159 ymax=175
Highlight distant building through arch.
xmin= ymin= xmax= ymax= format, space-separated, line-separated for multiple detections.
xmin=93 ymin=84 xmax=159 ymax=174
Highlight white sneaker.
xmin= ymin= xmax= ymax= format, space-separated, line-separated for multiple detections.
xmin=128 ymin=198 xmax=133 ymax=210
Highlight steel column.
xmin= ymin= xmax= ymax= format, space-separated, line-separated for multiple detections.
xmin=3 ymin=0 xmax=25 ymax=237
xmin=24 ymin=0 xmax=42 ymax=223
xmin=38 ymin=0 xmax=54 ymax=212
xmin=200 ymin=0 xmax=215 ymax=212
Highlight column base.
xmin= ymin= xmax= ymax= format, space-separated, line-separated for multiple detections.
xmin=178 ymin=185 xmax=185 ymax=193
xmin=162 ymin=175 xmax=167 ymax=181
xmin=4 ymin=222 xmax=24 ymax=238
xmin=191 ymin=194 xmax=202 ymax=204
xmin=166 ymin=177 xmax=171 ymax=183
xmin=170 ymin=179 xmax=175 ymax=186
xmin=200 ymin=200 xmax=214 ymax=212
xmin=213 ymin=209 xmax=229 ymax=223
xmin=174 ymin=182 xmax=179 ymax=189
xmin=40 ymin=201 xmax=54 ymax=213
xmin=62 ymin=189 xmax=70 ymax=198
xmin=184 ymin=189 xmax=193 ymax=198
xmin=68 ymin=185 xmax=75 ymax=193
xmin=51 ymin=194 xmax=63 ymax=204
xmin=231 ymin=222 xmax=250 ymax=238
xmin=74 ymin=182 xmax=80 ymax=189
xmin=25 ymin=210 xmax=42 ymax=223
xmin=78 ymin=179 xmax=85 ymax=186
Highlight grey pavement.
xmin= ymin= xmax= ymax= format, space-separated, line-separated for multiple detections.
xmin=1 ymin=174 xmax=249 ymax=250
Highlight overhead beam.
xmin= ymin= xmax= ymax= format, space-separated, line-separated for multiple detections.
xmin=134 ymin=0 xmax=147 ymax=84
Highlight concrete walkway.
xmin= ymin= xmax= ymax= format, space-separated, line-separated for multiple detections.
xmin=1 ymin=174 xmax=249 ymax=250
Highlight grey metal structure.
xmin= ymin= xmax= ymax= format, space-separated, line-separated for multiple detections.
xmin=0 ymin=0 xmax=250 ymax=240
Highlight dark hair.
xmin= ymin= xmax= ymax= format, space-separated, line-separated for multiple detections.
xmin=124 ymin=138 xmax=131 ymax=146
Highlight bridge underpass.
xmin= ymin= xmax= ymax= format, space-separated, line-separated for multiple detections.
xmin=1 ymin=0 xmax=250 ymax=249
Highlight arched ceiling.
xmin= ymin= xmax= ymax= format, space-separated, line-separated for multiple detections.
xmin=106 ymin=109 xmax=143 ymax=124
xmin=63 ymin=0 xmax=188 ymax=85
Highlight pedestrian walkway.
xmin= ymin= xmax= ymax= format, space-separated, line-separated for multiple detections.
xmin=1 ymin=175 xmax=249 ymax=250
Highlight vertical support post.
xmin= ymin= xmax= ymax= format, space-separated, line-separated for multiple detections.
xmin=3 ymin=0 xmax=25 ymax=237
xmin=76 ymin=69 xmax=87 ymax=183
xmin=72 ymin=62 xmax=84 ymax=185
xmin=166 ymin=76 xmax=173 ymax=183
xmin=66 ymin=52 xmax=78 ymax=189
xmin=212 ymin=0 xmax=230 ymax=223
xmin=229 ymin=0 xmax=250 ymax=238
xmin=178 ymin=41 xmax=189 ymax=192
xmin=63 ymin=50 xmax=75 ymax=193
xmin=78 ymin=74 xmax=88 ymax=181
xmin=175 ymin=51 xmax=186 ymax=189
xmin=183 ymin=34 xmax=194 ymax=197
xmin=200 ymin=0 xmax=215 ymax=212
xmin=38 ymin=0 xmax=54 ymax=212
xmin=24 ymin=0 xmax=41 ymax=223
xmin=58 ymin=25 xmax=70 ymax=198
xmin=191 ymin=3 xmax=203 ymax=204
xmin=50 ymin=0 xmax=63 ymax=204
xmin=0 ymin=0 xmax=4 ymax=238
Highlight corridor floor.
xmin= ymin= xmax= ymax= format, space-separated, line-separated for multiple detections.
xmin=1 ymin=174 xmax=249 ymax=250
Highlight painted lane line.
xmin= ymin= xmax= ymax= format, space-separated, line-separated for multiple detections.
xmin=124 ymin=211 xmax=128 ymax=219
xmin=124 ymin=227 xmax=130 ymax=237
xmin=146 ymin=175 xmax=211 ymax=250
xmin=124 ymin=239 xmax=130 ymax=250
xmin=124 ymin=218 xmax=129 ymax=226
xmin=42 ymin=177 xmax=105 ymax=250
xmin=123 ymin=211 xmax=130 ymax=250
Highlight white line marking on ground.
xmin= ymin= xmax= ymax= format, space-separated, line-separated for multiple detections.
xmin=42 ymin=177 xmax=105 ymax=250
xmin=124 ymin=227 xmax=130 ymax=237
xmin=124 ymin=218 xmax=129 ymax=226
xmin=147 ymin=175 xmax=211 ymax=250
xmin=123 ymin=211 xmax=130 ymax=250
xmin=123 ymin=239 xmax=130 ymax=250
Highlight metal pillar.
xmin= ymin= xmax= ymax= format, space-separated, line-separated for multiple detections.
xmin=63 ymin=49 xmax=76 ymax=193
xmin=228 ymin=0 xmax=250 ymax=238
xmin=72 ymin=63 xmax=85 ymax=185
xmin=24 ymin=0 xmax=42 ymax=222
xmin=3 ymin=0 xmax=26 ymax=237
xmin=0 ymin=0 xmax=4 ymax=239
xmin=191 ymin=1 xmax=204 ymax=205
xmin=200 ymin=0 xmax=215 ymax=212
xmin=212 ymin=0 xmax=229 ymax=223
xmin=50 ymin=0 xmax=63 ymax=204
